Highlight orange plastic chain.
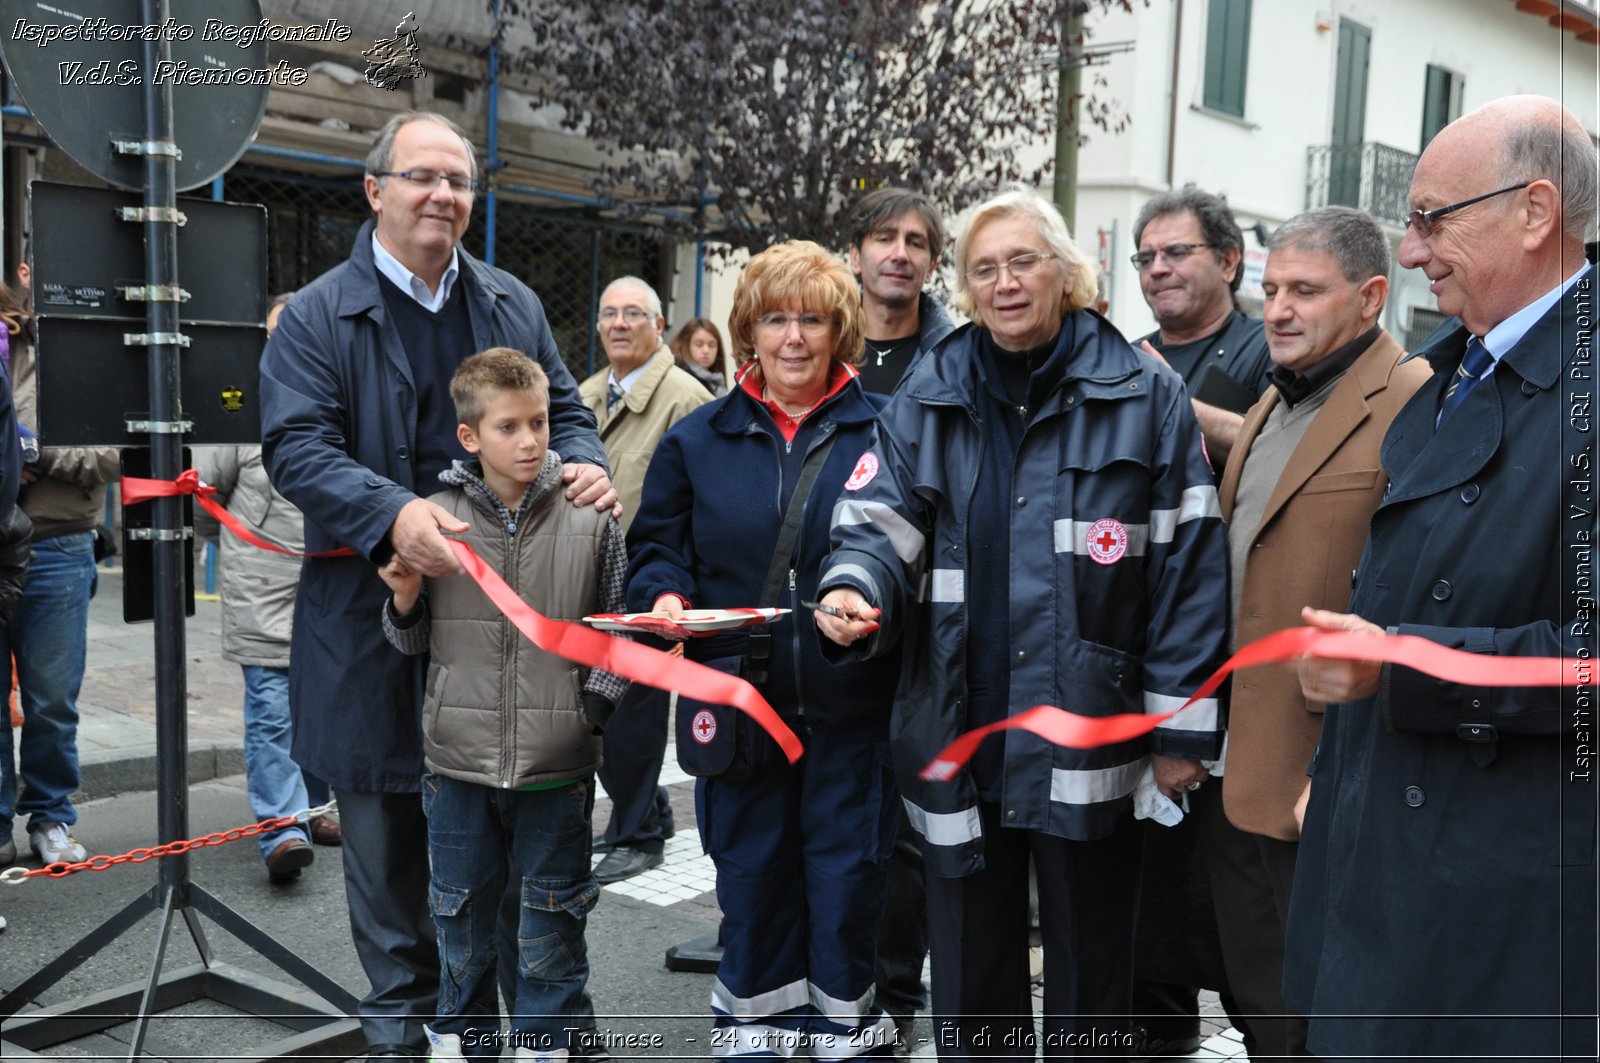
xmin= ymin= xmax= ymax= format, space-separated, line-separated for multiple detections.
xmin=0 ymin=800 xmax=337 ymax=885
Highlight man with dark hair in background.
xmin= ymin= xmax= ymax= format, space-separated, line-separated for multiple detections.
xmin=1128 ymin=184 xmax=1272 ymax=1061
xmin=848 ymin=187 xmax=957 ymax=395
xmin=845 ymin=186 xmax=955 ymax=1054
xmin=1134 ymin=185 xmax=1273 ymax=467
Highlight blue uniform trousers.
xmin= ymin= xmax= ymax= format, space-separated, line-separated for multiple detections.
xmin=926 ymin=803 xmax=1141 ymax=1059
xmin=699 ymin=728 xmax=898 ymax=1059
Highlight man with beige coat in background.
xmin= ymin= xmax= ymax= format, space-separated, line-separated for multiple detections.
xmin=579 ymin=275 xmax=709 ymax=884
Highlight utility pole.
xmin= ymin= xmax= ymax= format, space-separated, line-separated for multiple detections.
xmin=1053 ymin=2 xmax=1085 ymax=234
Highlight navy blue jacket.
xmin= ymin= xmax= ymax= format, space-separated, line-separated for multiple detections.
xmin=258 ymin=221 xmax=606 ymax=792
xmin=627 ymin=375 xmax=899 ymax=734
xmin=820 ymin=312 xmax=1229 ymax=876
xmin=1285 ymin=270 xmax=1599 ymax=1059
xmin=900 ymin=291 xmax=958 ymax=384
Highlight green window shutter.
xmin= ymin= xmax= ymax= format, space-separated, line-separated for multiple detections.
xmin=1421 ymin=64 xmax=1461 ymax=151
xmin=1204 ymin=0 xmax=1252 ymax=118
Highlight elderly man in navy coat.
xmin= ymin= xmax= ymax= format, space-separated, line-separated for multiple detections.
xmin=1286 ymin=95 xmax=1598 ymax=1061
xmin=260 ymin=110 xmax=614 ymax=1060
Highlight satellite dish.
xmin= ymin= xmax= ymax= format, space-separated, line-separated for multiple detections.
xmin=0 ymin=0 xmax=269 ymax=191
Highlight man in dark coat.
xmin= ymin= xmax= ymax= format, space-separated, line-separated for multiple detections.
xmin=1287 ymin=94 xmax=1598 ymax=1062
xmin=259 ymin=111 xmax=614 ymax=1060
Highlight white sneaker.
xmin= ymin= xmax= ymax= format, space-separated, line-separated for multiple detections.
xmin=424 ymin=1024 xmax=466 ymax=1063
xmin=513 ymin=1048 xmax=570 ymax=1061
xmin=29 ymin=823 xmax=86 ymax=864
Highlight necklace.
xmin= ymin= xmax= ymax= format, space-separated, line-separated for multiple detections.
xmin=762 ymin=385 xmax=825 ymax=420
xmin=866 ymin=335 xmax=917 ymax=367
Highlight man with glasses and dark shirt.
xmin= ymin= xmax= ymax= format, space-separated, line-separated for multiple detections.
xmin=260 ymin=111 xmax=615 ymax=1061
xmin=1134 ymin=186 xmax=1274 ymax=468
xmin=1128 ymin=184 xmax=1270 ymax=1061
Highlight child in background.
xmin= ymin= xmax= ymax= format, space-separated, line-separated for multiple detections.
xmin=379 ymin=348 xmax=627 ymax=1062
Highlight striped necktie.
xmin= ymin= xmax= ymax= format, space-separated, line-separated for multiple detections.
xmin=607 ymin=382 xmax=625 ymax=412
xmin=1438 ymin=336 xmax=1494 ymax=424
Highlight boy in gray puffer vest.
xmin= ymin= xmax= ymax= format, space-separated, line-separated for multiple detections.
xmin=379 ymin=348 xmax=627 ymax=1062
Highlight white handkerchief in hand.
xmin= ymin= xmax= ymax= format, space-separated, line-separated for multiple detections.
xmin=1133 ymin=762 xmax=1187 ymax=827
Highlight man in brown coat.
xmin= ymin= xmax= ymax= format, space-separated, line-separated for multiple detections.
xmin=1207 ymin=206 xmax=1430 ymax=1058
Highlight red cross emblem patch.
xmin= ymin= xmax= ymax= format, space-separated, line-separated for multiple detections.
xmin=1086 ymin=518 xmax=1128 ymax=565
xmin=691 ymin=709 xmax=718 ymax=744
xmin=844 ymin=452 xmax=880 ymax=491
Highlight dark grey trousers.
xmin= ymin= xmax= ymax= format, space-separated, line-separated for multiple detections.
xmin=335 ymin=787 xmax=438 ymax=1051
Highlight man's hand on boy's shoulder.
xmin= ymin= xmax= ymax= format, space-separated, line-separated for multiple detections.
xmin=389 ymin=497 xmax=470 ymax=577
xmin=562 ymin=463 xmax=621 ymax=518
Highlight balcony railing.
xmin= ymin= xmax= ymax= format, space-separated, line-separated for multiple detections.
xmin=1305 ymin=142 xmax=1419 ymax=227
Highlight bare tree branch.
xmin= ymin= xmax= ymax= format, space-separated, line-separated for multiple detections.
xmin=497 ymin=0 xmax=1141 ymax=255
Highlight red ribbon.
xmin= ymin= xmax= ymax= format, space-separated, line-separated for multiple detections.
xmin=121 ymin=471 xmax=804 ymax=762
xmin=122 ymin=471 xmax=355 ymax=558
xmin=446 ymin=539 xmax=803 ymax=764
xmin=919 ymin=626 xmax=1592 ymax=781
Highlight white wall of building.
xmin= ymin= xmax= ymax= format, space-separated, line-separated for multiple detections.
xmin=679 ymin=1 xmax=1598 ymax=350
xmin=1068 ymin=0 xmax=1600 ymax=341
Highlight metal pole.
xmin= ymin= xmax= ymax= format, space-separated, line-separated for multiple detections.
xmin=694 ymin=183 xmax=708 ymax=317
xmin=1053 ymin=3 xmax=1085 ymax=234
xmin=140 ymin=0 xmax=189 ymax=902
xmin=485 ymin=0 xmax=500 ymax=267
xmin=586 ymin=228 xmax=600 ymax=377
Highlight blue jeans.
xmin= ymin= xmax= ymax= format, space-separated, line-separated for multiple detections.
xmin=242 ymin=665 xmax=312 ymax=858
xmin=0 ymin=531 xmax=95 ymax=834
xmin=422 ymin=772 xmax=600 ymax=1059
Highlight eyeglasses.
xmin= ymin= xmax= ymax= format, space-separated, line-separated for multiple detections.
xmin=965 ymin=252 xmax=1056 ymax=287
xmin=756 ymin=312 xmax=833 ymax=335
xmin=599 ymin=307 xmax=653 ymax=324
xmin=1404 ymin=183 xmax=1528 ymax=238
xmin=371 ymin=169 xmax=481 ymax=194
xmin=1130 ymin=243 xmax=1212 ymax=271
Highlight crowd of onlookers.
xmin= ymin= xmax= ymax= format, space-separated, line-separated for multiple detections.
xmin=3 ymin=95 xmax=1595 ymax=1063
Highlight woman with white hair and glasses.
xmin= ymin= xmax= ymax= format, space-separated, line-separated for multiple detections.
xmin=815 ymin=186 xmax=1229 ymax=1058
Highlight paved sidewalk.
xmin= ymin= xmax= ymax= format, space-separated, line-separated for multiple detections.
xmin=74 ymin=563 xmax=247 ymax=800
xmin=53 ymin=562 xmax=1245 ymax=1061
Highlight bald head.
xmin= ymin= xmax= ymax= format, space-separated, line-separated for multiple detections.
xmin=1445 ymin=96 xmax=1597 ymax=241
xmin=1399 ymin=95 xmax=1594 ymax=335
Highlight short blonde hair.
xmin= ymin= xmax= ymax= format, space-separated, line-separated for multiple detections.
xmin=450 ymin=347 xmax=549 ymax=428
xmin=728 ymin=240 xmax=866 ymax=367
xmin=952 ymin=185 xmax=1098 ymax=322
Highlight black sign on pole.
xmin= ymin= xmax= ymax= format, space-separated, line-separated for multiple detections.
xmin=29 ymin=182 xmax=267 ymax=448
xmin=0 ymin=2 xmax=361 ymax=1057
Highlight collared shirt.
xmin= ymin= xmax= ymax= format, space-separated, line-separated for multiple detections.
xmin=1268 ymin=325 xmax=1378 ymax=408
xmin=607 ymin=362 xmax=648 ymax=395
xmin=370 ymin=233 xmax=461 ymax=313
xmin=1477 ymin=260 xmax=1592 ymax=372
